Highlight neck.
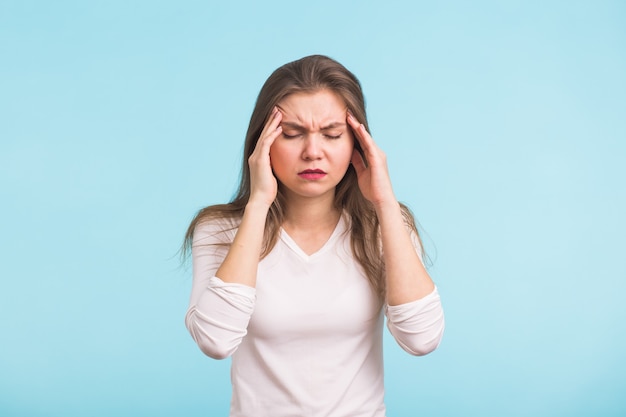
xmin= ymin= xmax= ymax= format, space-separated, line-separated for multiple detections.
xmin=281 ymin=191 xmax=341 ymax=231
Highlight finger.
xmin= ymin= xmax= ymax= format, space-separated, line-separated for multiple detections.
xmin=347 ymin=111 xmax=377 ymax=153
xmin=259 ymin=123 xmax=282 ymax=154
xmin=254 ymin=110 xmax=282 ymax=154
xmin=257 ymin=108 xmax=282 ymax=145
xmin=259 ymin=112 xmax=282 ymax=152
xmin=351 ymin=148 xmax=367 ymax=175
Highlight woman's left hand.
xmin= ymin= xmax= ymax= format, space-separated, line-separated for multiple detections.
xmin=347 ymin=112 xmax=396 ymax=207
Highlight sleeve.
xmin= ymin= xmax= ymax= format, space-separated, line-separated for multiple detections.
xmin=384 ymin=228 xmax=445 ymax=356
xmin=184 ymin=219 xmax=256 ymax=359
xmin=385 ymin=287 xmax=445 ymax=356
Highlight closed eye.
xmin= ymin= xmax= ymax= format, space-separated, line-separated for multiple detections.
xmin=282 ymin=133 xmax=302 ymax=139
xmin=324 ymin=133 xmax=342 ymax=140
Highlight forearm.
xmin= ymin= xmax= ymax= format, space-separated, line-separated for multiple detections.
xmin=376 ymin=200 xmax=435 ymax=305
xmin=215 ymin=201 xmax=270 ymax=287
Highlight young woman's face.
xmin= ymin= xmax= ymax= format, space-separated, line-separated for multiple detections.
xmin=271 ymin=89 xmax=354 ymax=202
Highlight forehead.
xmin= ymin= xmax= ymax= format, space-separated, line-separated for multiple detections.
xmin=278 ymin=89 xmax=347 ymax=125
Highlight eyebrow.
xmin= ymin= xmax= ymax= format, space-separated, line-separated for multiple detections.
xmin=280 ymin=121 xmax=346 ymax=130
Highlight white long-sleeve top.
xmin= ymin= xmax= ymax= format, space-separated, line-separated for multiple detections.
xmin=185 ymin=214 xmax=444 ymax=417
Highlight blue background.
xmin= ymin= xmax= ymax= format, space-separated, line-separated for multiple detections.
xmin=1 ymin=1 xmax=625 ymax=416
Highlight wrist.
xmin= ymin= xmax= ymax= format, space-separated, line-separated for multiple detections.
xmin=371 ymin=195 xmax=399 ymax=213
xmin=245 ymin=199 xmax=273 ymax=214
xmin=373 ymin=200 xmax=406 ymax=228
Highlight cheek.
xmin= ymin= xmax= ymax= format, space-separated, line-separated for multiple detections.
xmin=269 ymin=143 xmax=290 ymax=174
xmin=339 ymin=140 xmax=355 ymax=165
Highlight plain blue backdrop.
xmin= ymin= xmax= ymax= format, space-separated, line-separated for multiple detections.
xmin=1 ymin=1 xmax=625 ymax=416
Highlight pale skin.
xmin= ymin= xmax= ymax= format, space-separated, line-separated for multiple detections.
xmin=215 ymin=89 xmax=435 ymax=305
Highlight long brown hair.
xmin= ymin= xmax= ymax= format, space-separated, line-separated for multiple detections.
xmin=183 ymin=55 xmax=422 ymax=298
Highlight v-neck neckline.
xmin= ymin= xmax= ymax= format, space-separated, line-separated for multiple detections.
xmin=279 ymin=214 xmax=347 ymax=261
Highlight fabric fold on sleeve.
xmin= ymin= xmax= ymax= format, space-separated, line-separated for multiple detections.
xmin=185 ymin=277 xmax=256 ymax=360
xmin=385 ymin=286 xmax=445 ymax=356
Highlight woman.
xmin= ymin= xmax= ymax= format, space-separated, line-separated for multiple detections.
xmin=184 ymin=55 xmax=444 ymax=416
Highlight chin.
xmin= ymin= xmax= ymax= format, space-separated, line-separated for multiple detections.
xmin=283 ymin=185 xmax=336 ymax=200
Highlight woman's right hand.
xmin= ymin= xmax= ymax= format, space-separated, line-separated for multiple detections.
xmin=247 ymin=107 xmax=283 ymax=207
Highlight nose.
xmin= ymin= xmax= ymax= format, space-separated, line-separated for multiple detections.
xmin=301 ymin=135 xmax=323 ymax=160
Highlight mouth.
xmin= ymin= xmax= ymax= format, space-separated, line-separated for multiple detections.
xmin=298 ymin=169 xmax=327 ymax=180
xmin=299 ymin=169 xmax=326 ymax=174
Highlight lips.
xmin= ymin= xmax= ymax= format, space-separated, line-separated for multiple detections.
xmin=298 ymin=169 xmax=327 ymax=180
